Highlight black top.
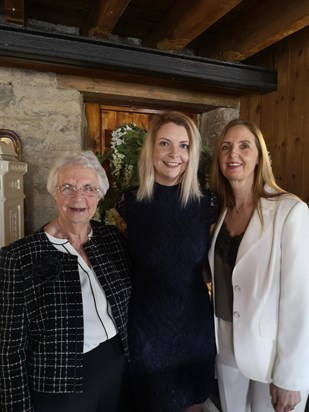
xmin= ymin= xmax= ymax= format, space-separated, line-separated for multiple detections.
xmin=117 ymin=183 xmax=218 ymax=411
xmin=214 ymin=222 xmax=243 ymax=322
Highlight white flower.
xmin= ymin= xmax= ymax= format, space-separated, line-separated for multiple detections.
xmin=97 ymin=123 xmax=147 ymax=225
xmin=104 ymin=208 xmax=117 ymax=225
xmin=92 ymin=207 xmax=101 ymax=222
xmin=123 ymin=164 xmax=134 ymax=187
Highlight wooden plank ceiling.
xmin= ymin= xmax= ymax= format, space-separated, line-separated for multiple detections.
xmin=1 ymin=0 xmax=308 ymax=63
xmin=0 ymin=0 xmax=308 ymax=95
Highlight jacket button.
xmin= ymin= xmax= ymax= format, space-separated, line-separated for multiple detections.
xmin=234 ymin=285 xmax=241 ymax=292
xmin=233 ymin=311 xmax=240 ymax=319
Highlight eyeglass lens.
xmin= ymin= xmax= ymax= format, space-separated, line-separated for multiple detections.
xmin=57 ymin=184 xmax=98 ymax=197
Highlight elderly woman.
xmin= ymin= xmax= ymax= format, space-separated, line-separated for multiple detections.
xmin=0 ymin=151 xmax=131 ymax=412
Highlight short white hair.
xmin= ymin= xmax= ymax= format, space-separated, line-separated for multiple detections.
xmin=46 ymin=151 xmax=109 ymax=199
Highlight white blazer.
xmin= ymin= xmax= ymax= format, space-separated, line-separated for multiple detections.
xmin=209 ymin=194 xmax=309 ymax=390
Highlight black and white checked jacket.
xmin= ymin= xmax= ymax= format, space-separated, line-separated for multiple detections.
xmin=0 ymin=221 xmax=131 ymax=412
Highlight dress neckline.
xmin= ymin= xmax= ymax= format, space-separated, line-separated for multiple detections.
xmin=154 ymin=182 xmax=180 ymax=191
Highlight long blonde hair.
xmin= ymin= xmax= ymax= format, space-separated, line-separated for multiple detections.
xmin=210 ymin=119 xmax=286 ymax=210
xmin=137 ymin=112 xmax=202 ymax=206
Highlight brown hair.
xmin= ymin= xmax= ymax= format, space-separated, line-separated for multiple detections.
xmin=210 ymin=118 xmax=286 ymax=210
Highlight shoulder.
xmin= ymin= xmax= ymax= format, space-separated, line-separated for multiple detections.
xmin=1 ymin=228 xmax=47 ymax=257
xmin=262 ymin=193 xmax=308 ymax=213
xmin=121 ymin=188 xmax=138 ymax=204
xmin=91 ymin=220 xmax=125 ymax=242
xmin=261 ymin=194 xmax=309 ymax=229
xmin=115 ymin=188 xmax=138 ymax=218
xmin=281 ymin=195 xmax=309 ymax=218
xmin=90 ymin=222 xmax=129 ymax=262
xmin=0 ymin=230 xmax=53 ymax=276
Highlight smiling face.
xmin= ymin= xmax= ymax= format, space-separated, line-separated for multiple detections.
xmin=219 ymin=125 xmax=259 ymax=189
xmin=55 ymin=165 xmax=100 ymax=226
xmin=152 ymin=122 xmax=190 ymax=186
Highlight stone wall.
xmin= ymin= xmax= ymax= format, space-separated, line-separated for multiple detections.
xmin=198 ymin=107 xmax=239 ymax=154
xmin=0 ymin=67 xmax=86 ymax=233
xmin=0 ymin=66 xmax=239 ymax=236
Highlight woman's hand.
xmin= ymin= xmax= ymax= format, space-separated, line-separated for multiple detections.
xmin=270 ymin=383 xmax=301 ymax=412
xmin=115 ymin=212 xmax=128 ymax=236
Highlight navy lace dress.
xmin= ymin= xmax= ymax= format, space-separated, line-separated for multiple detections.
xmin=117 ymin=183 xmax=217 ymax=411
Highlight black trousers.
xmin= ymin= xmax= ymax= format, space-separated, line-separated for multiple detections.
xmin=32 ymin=335 xmax=128 ymax=412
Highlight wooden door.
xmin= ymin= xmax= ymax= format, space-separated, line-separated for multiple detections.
xmin=85 ymin=104 xmax=164 ymax=154
xmin=85 ymin=103 xmax=197 ymax=154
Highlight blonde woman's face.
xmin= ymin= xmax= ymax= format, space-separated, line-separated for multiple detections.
xmin=219 ymin=125 xmax=259 ymax=188
xmin=152 ymin=122 xmax=190 ymax=186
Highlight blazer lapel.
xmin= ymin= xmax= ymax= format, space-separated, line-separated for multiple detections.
xmin=209 ymin=198 xmax=274 ymax=272
xmin=209 ymin=210 xmax=227 ymax=275
xmin=236 ymin=198 xmax=272 ymax=265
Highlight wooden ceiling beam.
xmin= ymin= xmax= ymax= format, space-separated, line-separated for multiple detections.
xmin=82 ymin=0 xmax=131 ymax=38
xmin=207 ymin=0 xmax=309 ymax=62
xmin=4 ymin=0 xmax=24 ymax=25
xmin=0 ymin=24 xmax=277 ymax=94
xmin=142 ymin=0 xmax=243 ymax=51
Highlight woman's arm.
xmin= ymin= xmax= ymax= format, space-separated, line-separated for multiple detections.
xmin=0 ymin=248 xmax=32 ymax=411
xmin=273 ymin=200 xmax=309 ymax=391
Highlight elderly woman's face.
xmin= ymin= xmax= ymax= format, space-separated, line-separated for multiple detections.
xmin=55 ymin=165 xmax=100 ymax=225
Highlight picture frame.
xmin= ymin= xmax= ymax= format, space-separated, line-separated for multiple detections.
xmin=0 ymin=129 xmax=22 ymax=160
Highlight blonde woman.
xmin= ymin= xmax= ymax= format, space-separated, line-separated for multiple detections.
xmin=116 ymin=112 xmax=218 ymax=412
xmin=209 ymin=119 xmax=309 ymax=412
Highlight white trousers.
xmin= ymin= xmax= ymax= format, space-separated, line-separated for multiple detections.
xmin=216 ymin=319 xmax=309 ymax=412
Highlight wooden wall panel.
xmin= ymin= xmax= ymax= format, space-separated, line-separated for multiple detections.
xmin=267 ymin=41 xmax=289 ymax=187
xmin=239 ymin=95 xmax=250 ymax=119
xmin=85 ymin=103 xmax=101 ymax=153
xmin=285 ymin=31 xmax=307 ymax=196
xmin=260 ymin=92 xmax=274 ymax=148
xmin=300 ymin=31 xmax=309 ymax=204
xmin=99 ymin=106 xmax=155 ymax=155
xmin=247 ymin=95 xmax=262 ymax=126
xmin=240 ymin=26 xmax=309 ymax=203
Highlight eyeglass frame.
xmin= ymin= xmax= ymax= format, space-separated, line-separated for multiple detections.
xmin=55 ymin=183 xmax=101 ymax=197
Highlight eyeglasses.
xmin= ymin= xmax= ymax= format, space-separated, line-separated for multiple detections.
xmin=56 ymin=184 xmax=100 ymax=197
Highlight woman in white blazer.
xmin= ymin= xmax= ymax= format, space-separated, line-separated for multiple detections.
xmin=208 ymin=119 xmax=309 ymax=412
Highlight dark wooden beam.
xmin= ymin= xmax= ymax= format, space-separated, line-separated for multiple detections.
xmin=143 ymin=0 xmax=243 ymax=52
xmin=0 ymin=24 xmax=277 ymax=94
xmin=207 ymin=0 xmax=309 ymax=62
xmin=82 ymin=0 xmax=131 ymax=38
xmin=4 ymin=0 xmax=24 ymax=25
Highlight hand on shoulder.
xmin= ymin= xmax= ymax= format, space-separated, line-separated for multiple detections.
xmin=115 ymin=211 xmax=128 ymax=237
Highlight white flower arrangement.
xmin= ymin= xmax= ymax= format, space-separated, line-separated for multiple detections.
xmin=96 ymin=123 xmax=147 ymax=224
